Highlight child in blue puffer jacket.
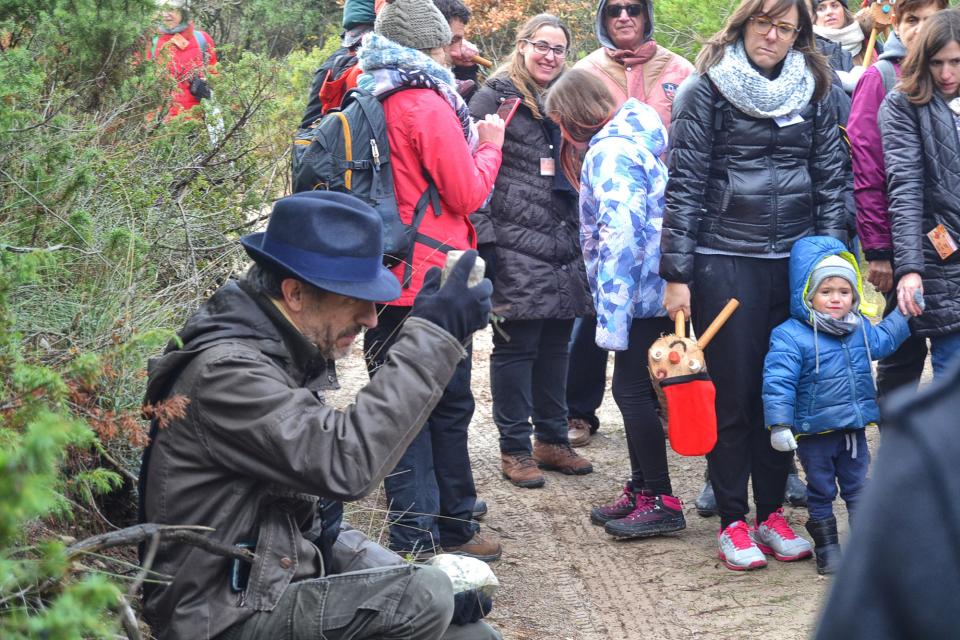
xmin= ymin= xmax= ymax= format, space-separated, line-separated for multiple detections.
xmin=763 ymin=235 xmax=912 ymax=575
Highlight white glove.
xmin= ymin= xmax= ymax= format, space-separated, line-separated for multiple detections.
xmin=770 ymin=426 xmax=798 ymax=452
xmin=839 ymin=65 xmax=866 ymax=93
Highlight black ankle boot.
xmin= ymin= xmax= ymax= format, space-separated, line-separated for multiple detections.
xmin=805 ymin=516 xmax=842 ymax=575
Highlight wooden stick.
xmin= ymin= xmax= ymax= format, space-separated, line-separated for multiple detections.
xmin=862 ymin=27 xmax=879 ymax=67
xmin=675 ymin=310 xmax=685 ymax=338
xmin=472 ymin=54 xmax=493 ymax=68
xmin=697 ymin=299 xmax=740 ymax=349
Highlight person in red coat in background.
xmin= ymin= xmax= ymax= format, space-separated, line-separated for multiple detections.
xmin=147 ymin=0 xmax=217 ymax=120
xmin=360 ymin=0 xmax=506 ymax=562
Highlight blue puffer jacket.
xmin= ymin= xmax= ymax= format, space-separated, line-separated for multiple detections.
xmin=579 ymin=98 xmax=669 ymax=351
xmin=763 ymin=236 xmax=910 ymax=436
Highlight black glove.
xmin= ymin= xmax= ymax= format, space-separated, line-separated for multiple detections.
xmin=476 ymin=243 xmax=497 ymax=284
xmin=410 ymin=250 xmax=492 ymax=342
xmin=189 ymin=76 xmax=211 ymax=100
xmin=451 ymin=589 xmax=493 ymax=626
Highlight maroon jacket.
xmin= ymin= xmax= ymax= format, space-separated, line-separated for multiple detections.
xmin=848 ymin=55 xmax=902 ymax=261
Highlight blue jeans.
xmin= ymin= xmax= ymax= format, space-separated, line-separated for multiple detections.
xmin=491 ymin=318 xmax=574 ymax=455
xmin=564 ymin=316 xmax=607 ymax=432
xmin=364 ymin=306 xmax=479 ymax=553
xmin=796 ymin=430 xmax=870 ymax=521
xmin=931 ymin=331 xmax=960 ymax=379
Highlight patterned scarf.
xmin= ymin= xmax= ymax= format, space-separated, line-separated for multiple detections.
xmin=604 ymin=39 xmax=659 ymax=66
xmin=159 ymin=22 xmax=189 ymax=35
xmin=357 ymin=32 xmax=478 ymax=151
xmin=707 ymin=40 xmax=815 ymax=119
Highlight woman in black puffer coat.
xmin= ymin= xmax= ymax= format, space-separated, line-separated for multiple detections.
xmin=469 ymin=14 xmax=592 ymax=488
xmin=660 ymin=0 xmax=847 ymax=570
xmin=880 ymin=9 xmax=960 ymax=379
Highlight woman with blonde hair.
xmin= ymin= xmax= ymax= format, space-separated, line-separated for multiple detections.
xmin=880 ymin=8 xmax=960 ymax=378
xmin=661 ymin=0 xmax=847 ymax=570
xmin=546 ymin=68 xmax=685 ymax=539
xmin=469 ymin=14 xmax=593 ymax=489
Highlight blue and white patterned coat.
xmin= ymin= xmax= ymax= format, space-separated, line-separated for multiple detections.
xmin=579 ymin=98 xmax=669 ymax=350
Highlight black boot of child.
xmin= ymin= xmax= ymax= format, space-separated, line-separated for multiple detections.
xmin=805 ymin=516 xmax=842 ymax=575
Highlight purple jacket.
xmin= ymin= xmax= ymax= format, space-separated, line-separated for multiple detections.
xmin=848 ymin=35 xmax=906 ymax=261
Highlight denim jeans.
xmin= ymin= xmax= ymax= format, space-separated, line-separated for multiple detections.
xmin=491 ymin=318 xmax=574 ymax=455
xmin=564 ymin=316 xmax=607 ymax=432
xmin=364 ymin=306 xmax=479 ymax=553
xmin=219 ymin=564 xmax=500 ymax=640
xmin=930 ymin=331 xmax=960 ymax=379
xmin=796 ymin=430 xmax=870 ymax=521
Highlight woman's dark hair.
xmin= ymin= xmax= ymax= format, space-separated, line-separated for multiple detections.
xmin=893 ymin=0 xmax=949 ymax=24
xmin=543 ymin=68 xmax=616 ymax=191
xmin=696 ymin=0 xmax=833 ymax=102
xmin=489 ymin=14 xmax=571 ymax=120
xmin=899 ymin=9 xmax=960 ymax=105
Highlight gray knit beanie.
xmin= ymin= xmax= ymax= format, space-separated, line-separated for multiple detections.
xmin=806 ymin=255 xmax=860 ymax=310
xmin=375 ymin=0 xmax=452 ymax=51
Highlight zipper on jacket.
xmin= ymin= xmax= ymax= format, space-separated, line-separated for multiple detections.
xmin=767 ymin=143 xmax=779 ymax=252
xmin=842 ymin=338 xmax=864 ymax=427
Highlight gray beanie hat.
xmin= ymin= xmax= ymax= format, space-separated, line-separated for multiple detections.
xmin=375 ymin=0 xmax=452 ymax=51
xmin=807 ymin=255 xmax=859 ymax=310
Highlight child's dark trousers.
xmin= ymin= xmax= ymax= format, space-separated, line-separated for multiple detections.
xmin=796 ymin=429 xmax=870 ymax=521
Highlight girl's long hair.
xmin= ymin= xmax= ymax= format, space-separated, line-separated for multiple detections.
xmin=696 ymin=0 xmax=833 ymax=102
xmin=488 ymin=14 xmax=571 ymax=120
xmin=543 ymin=69 xmax=616 ymax=191
xmin=899 ymin=9 xmax=960 ymax=105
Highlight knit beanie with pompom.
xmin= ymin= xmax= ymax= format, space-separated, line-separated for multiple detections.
xmin=375 ymin=0 xmax=452 ymax=51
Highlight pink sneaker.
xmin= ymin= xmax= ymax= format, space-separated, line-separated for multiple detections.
xmin=751 ymin=508 xmax=813 ymax=562
xmin=717 ymin=521 xmax=767 ymax=571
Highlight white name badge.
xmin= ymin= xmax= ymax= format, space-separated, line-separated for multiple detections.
xmin=773 ymin=113 xmax=804 ymax=128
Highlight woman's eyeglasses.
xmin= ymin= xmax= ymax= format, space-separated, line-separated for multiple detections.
xmin=604 ymin=3 xmax=644 ymax=18
xmin=748 ymin=15 xmax=801 ymax=39
xmin=521 ymin=39 xmax=568 ymax=59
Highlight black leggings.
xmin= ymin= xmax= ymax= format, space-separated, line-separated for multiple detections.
xmin=612 ymin=316 xmax=674 ymax=496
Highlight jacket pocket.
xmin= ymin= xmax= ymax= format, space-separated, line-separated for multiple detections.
xmin=244 ymin=493 xmax=318 ymax=611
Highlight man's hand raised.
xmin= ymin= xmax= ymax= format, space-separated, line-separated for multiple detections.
xmin=411 ymin=250 xmax=492 ymax=342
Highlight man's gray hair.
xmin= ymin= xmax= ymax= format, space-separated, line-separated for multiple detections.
xmin=242 ymin=262 xmax=285 ymax=299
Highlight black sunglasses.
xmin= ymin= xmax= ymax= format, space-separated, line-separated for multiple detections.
xmin=604 ymin=2 xmax=644 ymax=18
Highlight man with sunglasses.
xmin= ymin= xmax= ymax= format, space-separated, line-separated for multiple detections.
xmin=565 ymin=0 xmax=693 ymax=455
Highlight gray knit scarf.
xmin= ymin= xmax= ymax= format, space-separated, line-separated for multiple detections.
xmin=159 ymin=22 xmax=189 ymax=35
xmin=707 ymin=40 xmax=815 ymax=119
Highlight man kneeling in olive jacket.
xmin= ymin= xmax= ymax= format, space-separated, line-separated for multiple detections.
xmin=139 ymin=191 xmax=499 ymax=640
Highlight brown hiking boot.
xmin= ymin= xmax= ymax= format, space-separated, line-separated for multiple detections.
xmin=567 ymin=417 xmax=593 ymax=447
xmin=501 ymin=452 xmax=546 ymax=488
xmin=444 ymin=531 xmax=502 ymax=562
xmin=533 ymin=441 xmax=594 ymax=475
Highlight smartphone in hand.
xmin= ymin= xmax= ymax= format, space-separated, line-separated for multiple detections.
xmin=495 ymin=97 xmax=521 ymax=128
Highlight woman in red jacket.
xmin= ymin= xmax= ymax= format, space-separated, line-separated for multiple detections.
xmin=148 ymin=1 xmax=217 ymax=120
xmin=359 ymin=0 xmax=506 ymax=562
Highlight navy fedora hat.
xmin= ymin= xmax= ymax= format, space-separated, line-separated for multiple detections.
xmin=240 ymin=191 xmax=402 ymax=302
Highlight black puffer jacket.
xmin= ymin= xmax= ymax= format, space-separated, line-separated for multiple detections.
xmin=880 ymin=91 xmax=960 ymax=337
xmin=660 ymin=73 xmax=848 ymax=283
xmin=469 ymin=76 xmax=591 ymax=320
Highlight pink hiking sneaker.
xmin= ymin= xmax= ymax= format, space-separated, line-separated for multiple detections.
xmin=604 ymin=494 xmax=685 ymax=539
xmin=751 ymin=508 xmax=813 ymax=562
xmin=590 ymin=485 xmax=640 ymax=526
xmin=717 ymin=521 xmax=767 ymax=571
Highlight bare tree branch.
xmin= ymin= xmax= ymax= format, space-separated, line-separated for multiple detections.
xmin=67 ymin=523 xmax=256 ymax=563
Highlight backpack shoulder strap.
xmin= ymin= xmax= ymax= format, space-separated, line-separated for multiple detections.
xmin=194 ymin=31 xmax=211 ymax=64
xmin=875 ymin=59 xmax=897 ymax=95
xmin=151 ymin=34 xmax=160 ymax=58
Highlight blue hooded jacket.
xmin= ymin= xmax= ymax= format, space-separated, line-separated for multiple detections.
xmin=579 ymin=98 xmax=669 ymax=351
xmin=762 ymin=236 xmax=910 ymax=436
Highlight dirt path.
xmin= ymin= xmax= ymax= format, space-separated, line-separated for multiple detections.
xmin=330 ymin=327 xmax=852 ymax=639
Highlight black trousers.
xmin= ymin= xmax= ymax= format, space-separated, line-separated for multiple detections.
xmin=876 ymin=279 xmax=928 ymax=404
xmin=692 ymin=254 xmax=793 ymax=529
xmin=613 ymin=316 xmax=675 ymax=495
